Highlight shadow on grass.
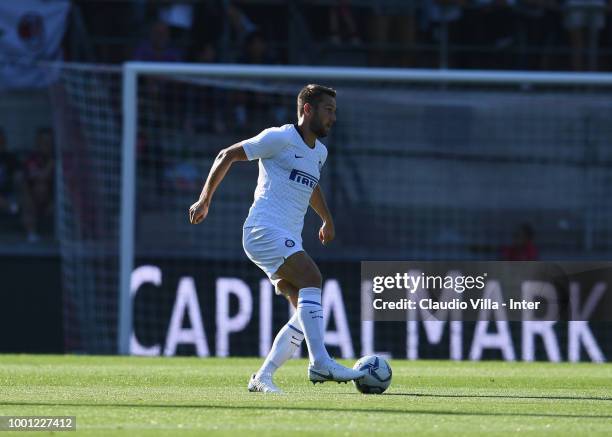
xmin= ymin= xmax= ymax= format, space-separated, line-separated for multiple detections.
xmin=360 ymin=392 xmax=612 ymax=402
xmin=1 ymin=401 xmax=611 ymax=420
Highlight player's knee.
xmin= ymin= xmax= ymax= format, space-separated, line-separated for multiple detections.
xmin=284 ymin=289 xmax=299 ymax=308
xmin=300 ymin=269 xmax=322 ymax=289
xmin=276 ymin=279 xmax=297 ymax=295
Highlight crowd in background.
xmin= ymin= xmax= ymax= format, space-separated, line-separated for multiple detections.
xmin=69 ymin=0 xmax=612 ymax=71
xmin=0 ymin=127 xmax=55 ymax=243
xmin=4 ymin=0 xmax=595 ymax=254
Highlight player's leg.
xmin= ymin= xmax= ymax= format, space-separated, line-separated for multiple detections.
xmin=252 ymin=281 xmax=303 ymax=382
xmin=243 ymin=227 xmax=362 ymax=387
xmin=276 ymin=279 xmax=298 ymax=308
xmin=244 ymin=227 xmax=304 ymax=392
xmin=274 ymin=251 xmax=365 ymax=384
xmin=274 ymin=251 xmax=328 ymax=364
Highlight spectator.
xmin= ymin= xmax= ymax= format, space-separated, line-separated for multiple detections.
xmin=157 ymin=2 xmax=197 ymax=52
xmin=515 ymin=0 xmax=560 ymax=70
xmin=461 ymin=0 xmax=518 ymax=69
xmin=226 ymin=2 xmax=258 ymax=59
xmin=191 ymin=1 xmax=225 ymax=51
xmin=423 ymin=0 xmax=467 ymax=68
xmin=238 ymin=31 xmax=276 ymax=65
xmin=367 ymin=0 xmax=417 ymax=67
xmin=194 ymin=41 xmax=217 ymax=64
xmin=22 ymin=128 xmax=55 ymax=242
xmin=134 ymin=19 xmax=186 ymax=141
xmin=328 ymin=0 xmax=361 ymax=45
xmin=563 ymin=0 xmax=609 ymax=70
xmin=133 ymin=21 xmax=184 ymax=198
xmin=501 ymin=223 xmax=539 ymax=260
xmin=159 ymin=2 xmax=194 ymax=32
xmin=184 ymin=42 xmax=228 ymax=134
xmin=133 ymin=20 xmax=183 ymax=62
xmin=0 ymin=128 xmax=20 ymax=217
xmin=232 ymin=31 xmax=286 ymax=130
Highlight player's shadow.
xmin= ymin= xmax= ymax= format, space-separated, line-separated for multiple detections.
xmin=2 ymin=401 xmax=612 ymax=420
xmin=371 ymin=392 xmax=612 ymax=402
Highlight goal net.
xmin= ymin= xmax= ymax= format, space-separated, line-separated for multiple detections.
xmin=52 ymin=63 xmax=612 ymax=360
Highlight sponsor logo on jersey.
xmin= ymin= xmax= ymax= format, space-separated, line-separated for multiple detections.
xmin=285 ymin=239 xmax=295 ymax=247
xmin=289 ymin=169 xmax=318 ymax=188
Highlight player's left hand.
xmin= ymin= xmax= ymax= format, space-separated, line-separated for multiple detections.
xmin=319 ymin=220 xmax=335 ymax=245
xmin=189 ymin=199 xmax=209 ymax=224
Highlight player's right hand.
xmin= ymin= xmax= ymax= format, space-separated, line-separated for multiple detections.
xmin=189 ymin=200 xmax=209 ymax=224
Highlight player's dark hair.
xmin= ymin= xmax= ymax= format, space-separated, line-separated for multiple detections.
xmin=297 ymin=84 xmax=336 ymax=117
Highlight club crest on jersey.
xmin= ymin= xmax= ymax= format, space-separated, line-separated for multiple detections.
xmin=289 ymin=169 xmax=318 ymax=188
xmin=285 ymin=239 xmax=295 ymax=247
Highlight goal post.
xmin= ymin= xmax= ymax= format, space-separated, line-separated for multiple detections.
xmin=118 ymin=65 xmax=137 ymax=355
xmin=56 ymin=61 xmax=612 ymax=356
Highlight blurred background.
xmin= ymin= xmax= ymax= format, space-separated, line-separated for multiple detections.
xmin=1 ymin=0 xmax=611 ymax=361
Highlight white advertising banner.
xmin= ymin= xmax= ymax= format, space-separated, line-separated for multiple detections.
xmin=128 ymin=265 xmax=608 ymax=362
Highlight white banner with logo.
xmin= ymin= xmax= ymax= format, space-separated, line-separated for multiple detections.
xmin=0 ymin=0 xmax=70 ymax=90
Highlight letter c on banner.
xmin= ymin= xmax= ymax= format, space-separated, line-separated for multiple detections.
xmin=130 ymin=265 xmax=162 ymax=356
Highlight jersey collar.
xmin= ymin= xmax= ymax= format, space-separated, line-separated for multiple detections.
xmin=293 ymin=124 xmax=317 ymax=150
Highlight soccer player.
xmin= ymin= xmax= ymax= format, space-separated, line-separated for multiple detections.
xmin=189 ymin=84 xmax=364 ymax=393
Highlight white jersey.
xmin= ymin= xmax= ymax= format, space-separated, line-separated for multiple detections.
xmin=242 ymin=124 xmax=328 ymax=237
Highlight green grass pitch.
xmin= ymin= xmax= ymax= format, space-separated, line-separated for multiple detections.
xmin=1 ymin=355 xmax=611 ymax=436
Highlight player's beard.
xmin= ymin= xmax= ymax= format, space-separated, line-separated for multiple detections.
xmin=310 ymin=114 xmax=329 ymax=138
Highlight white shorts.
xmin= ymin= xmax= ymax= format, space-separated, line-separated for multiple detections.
xmin=242 ymin=225 xmax=303 ymax=289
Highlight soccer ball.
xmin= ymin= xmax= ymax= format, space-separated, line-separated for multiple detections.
xmin=353 ymin=355 xmax=392 ymax=394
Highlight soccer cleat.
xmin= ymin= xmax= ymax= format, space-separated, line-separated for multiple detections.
xmin=308 ymin=359 xmax=365 ymax=384
xmin=247 ymin=373 xmax=282 ymax=393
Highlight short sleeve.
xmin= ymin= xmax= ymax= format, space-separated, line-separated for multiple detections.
xmin=319 ymin=145 xmax=328 ymax=168
xmin=242 ymin=127 xmax=288 ymax=160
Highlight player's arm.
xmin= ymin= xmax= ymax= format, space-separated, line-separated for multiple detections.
xmin=189 ymin=143 xmax=247 ymax=224
xmin=310 ymin=184 xmax=335 ymax=245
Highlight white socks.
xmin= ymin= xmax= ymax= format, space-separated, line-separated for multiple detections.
xmin=297 ymin=287 xmax=330 ymax=367
xmin=256 ymin=312 xmax=304 ymax=378
xmin=256 ymin=287 xmax=331 ymax=378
